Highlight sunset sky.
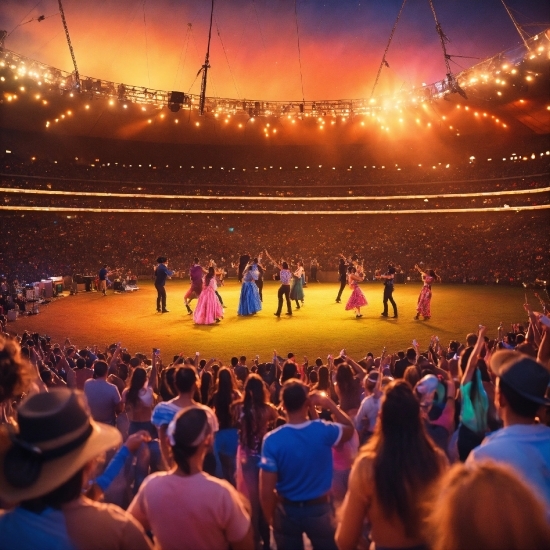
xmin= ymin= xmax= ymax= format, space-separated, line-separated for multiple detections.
xmin=1 ymin=0 xmax=548 ymax=101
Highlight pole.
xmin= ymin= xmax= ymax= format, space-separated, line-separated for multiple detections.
xmin=58 ymin=0 xmax=80 ymax=91
xmin=199 ymin=0 xmax=215 ymax=116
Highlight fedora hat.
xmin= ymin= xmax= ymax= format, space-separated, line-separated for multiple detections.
xmin=0 ymin=388 xmax=121 ymax=503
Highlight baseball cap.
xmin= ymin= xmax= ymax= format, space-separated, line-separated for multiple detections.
xmin=490 ymin=351 xmax=550 ymax=405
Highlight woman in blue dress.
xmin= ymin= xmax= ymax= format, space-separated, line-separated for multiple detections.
xmin=238 ymin=265 xmax=262 ymax=315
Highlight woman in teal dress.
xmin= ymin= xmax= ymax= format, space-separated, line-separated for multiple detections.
xmin=290 ymin=261 xmax=305 ymax=309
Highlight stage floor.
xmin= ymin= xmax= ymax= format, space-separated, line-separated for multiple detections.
xmin=9 ymin=280 xmax=528 ymax=362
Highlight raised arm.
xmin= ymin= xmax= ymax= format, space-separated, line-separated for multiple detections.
xmin=462 ymin=325 xmax=486 ymax=385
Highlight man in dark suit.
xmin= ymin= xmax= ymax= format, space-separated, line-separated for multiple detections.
xmin=335 ymin=258 xmax=348 ymax=303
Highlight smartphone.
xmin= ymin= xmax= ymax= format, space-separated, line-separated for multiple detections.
xmin=152 ymin=348 xmax=160 ymax=356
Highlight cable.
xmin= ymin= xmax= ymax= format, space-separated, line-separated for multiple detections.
xmin=215 ymin=17 xmax=241 ymax=99
xmin=7 ymin=0 xmax=44 ymax=38
xmin=371 ymin=0 xmax=408 ymax=99
xmin=294 ymin=0 xmax=306 ymax=104
xmin=252 ymin=0 xmax=268 ymax=56
xmin=173 ymin=24 xmax=191 ymax=90
xmin=142 ymin=0 xmax=151 ymax=87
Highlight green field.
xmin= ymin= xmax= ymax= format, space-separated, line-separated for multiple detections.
xmin=11 ymin=280 xmax=530 ymax=362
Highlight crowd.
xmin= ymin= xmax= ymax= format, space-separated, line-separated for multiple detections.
xmin=2 ymin=153 xmax=549 ymax=191
xmin=1 ymin=156 xmax=549 ymax=286
xmin=0 ymin=306 xmax=549 ymax=549
xmin=0 ymin=209 xmax=548 ymax=286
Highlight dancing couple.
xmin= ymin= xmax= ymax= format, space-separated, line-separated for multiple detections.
xmin=265 ymin=251 xmax=303 ymax=317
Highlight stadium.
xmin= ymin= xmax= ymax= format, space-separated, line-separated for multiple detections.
xmin=0 ymin=2 xmax=550 ymax=548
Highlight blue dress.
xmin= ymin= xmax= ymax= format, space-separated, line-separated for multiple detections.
xmin=238 ymin=270 xmax=262 ymax=315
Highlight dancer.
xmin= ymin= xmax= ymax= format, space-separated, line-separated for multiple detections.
xmin=376 ymin=265 xmax=398 ymax=318
xmin=238 ymin=252 xmax=250 ymax=283
xmin=184 ymin=257 xmax=207 ymax=315
xmin=154 ymin=257 xmax=173 ymax=313
xmin=290 ymin=260 xmax=305 ymax=309
xmin=193 ymin=267 xmax=224 ymax=325
xmin=238 ymin=265 xmax=262 ymax=316
xmin=336 ymin=256 xmax=348 ymax=303
xmin=345 ymin=266 xmax=368 ymax=318
xmin=310 ymin=258 xmax=319 ymax=283
xmin=414 ymin=264 xmax=439 ymax=320
xmin=209 ymin=260 xmax=226 ymax=308
xmin=98 ymin=264 xmax=110 ymax=296
xmin=252 ymin=255 xmax=266 ymax=301
xmin=265 ymin=251 xmax=292 ymax=317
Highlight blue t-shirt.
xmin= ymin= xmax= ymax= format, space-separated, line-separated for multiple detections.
xmin=260 ymin=420 xmax=342 ymax=501
xmin=99 ymin=268 xmax=108 ymax=281
xmin=0 ymin=507 xmax=75 ymax=550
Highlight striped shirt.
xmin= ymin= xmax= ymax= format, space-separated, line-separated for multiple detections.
xmin=280 ymin=269 xmax=292 ymax=285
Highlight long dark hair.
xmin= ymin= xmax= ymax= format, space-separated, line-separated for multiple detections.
xmin=335 ymin=363 xmax=354 ymax=394
xmin=281 ymin=361 xmax=298 ymax=383
xmin=126 ymin=367 xmax=147 ymax=408
xmin=171 ymin=408 xmax=210 ymax=475
xmin=240 ymin=374 xmax=269 ymax=449
xmin=316 ymin=365 xmax=330 ymax=391
xmin=159 ymin=366 xmax=176 ymax=401
xmin=367 ymin=380 xmax=444 ymax=538
xmin=205 ymin=266 xmax=215 ymax=286
xmin=213 ymin=367 xmax=237 ymax=430
xmin=200 ymin=370 xmax=212 ymax=405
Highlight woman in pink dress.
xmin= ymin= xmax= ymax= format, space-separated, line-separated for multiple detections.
xmin=414 ymin=264 xmax=439 ymax=320
xmin=345 ymin=266 xmax=368 ymax=318
xmin=193 ymin=267 xmax=224 ymax=324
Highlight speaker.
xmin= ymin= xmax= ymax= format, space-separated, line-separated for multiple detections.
xmin=169 ymin=91 xmax=185 ymax=104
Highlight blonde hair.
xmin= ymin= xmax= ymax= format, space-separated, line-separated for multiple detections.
xmin=430 ymin=461 xmax=550 ymax=550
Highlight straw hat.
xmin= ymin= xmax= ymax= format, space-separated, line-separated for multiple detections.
xmin=0 ymin=388 xmax=121 ymax=503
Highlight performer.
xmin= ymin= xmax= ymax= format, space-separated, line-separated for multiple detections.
xmin=154 ymin=257 xmax=173 ymax=313
xmin=375 ymin=265 xmax=398 ymax=318
xmin=414 ymin=265 xmax=439 ymax=320
xmin=184 ymin=257 xmax=207 ymax=315
xmin=266 ymin=251 xmax=292 ymax=317
xmin=252 ymin=256 xmax=266 ymax=301
xmin=345 ymin=266 xmax=368 ymax=318
xmin=238 ymin=265 xmax=262 ymax=316
xmin=98 ymin=264 xmax=110 ymax=296
xmin=310 ymin=258 xmax=319 ymax=283
xmin=290 ymin=260 xmax=305 ymax=309
xmin=238 ymin=252 xmax=250 ymax=283
xmin=209 ymin=260 xmax=226 ymax=308
xmin=193 ymin=267 xmax=224 ymax=325
xmin=336 ymin=257 xmax=348 ymax=303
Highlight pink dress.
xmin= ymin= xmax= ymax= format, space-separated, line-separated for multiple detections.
xmin=416 ymin=275 xmax=434 ymax=317
xmin=345 ymin=278 xmax=368 ymax=310
xmin=193 ymin=277 xmax=224 ymax=324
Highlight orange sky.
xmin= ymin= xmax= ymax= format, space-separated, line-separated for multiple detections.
xmin=2 ymin=0 xmax=548 ymax=100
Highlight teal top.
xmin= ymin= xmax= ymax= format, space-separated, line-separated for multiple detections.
xmin=460 ymin=369 xmax=489 ymax=434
